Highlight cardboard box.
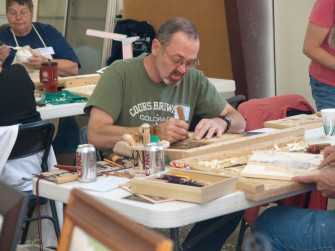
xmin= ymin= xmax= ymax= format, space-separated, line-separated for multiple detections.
xmin=131 ymin=169 xmax=238 ymax=203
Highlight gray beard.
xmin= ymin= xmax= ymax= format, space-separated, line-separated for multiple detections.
xmin=163 ymin=78 xmax=182 ymax=87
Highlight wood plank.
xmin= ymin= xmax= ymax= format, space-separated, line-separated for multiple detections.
xmin=165 ymin=127 xmax=305 ymax=160
xmin=264 ymin=114 xmax=322 ymax=130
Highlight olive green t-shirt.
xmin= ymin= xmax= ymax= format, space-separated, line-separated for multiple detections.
xmin=85 ymin=53 xmax=227 ymax=127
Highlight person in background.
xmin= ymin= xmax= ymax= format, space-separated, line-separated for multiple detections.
xmin=0 ymin=0 xmax=81 ymax=165
xmin=303 ymin=0 xmax=335 ymax=111
xmin=0 ymin=63 xmax=40 ymax=127
xmin=85 ymin=17 xmax=246 ymax=251
xmin=254 ymin=145 xmax=335 ymax=250
xmin=0 ymin=62 xmax=60 ymax=247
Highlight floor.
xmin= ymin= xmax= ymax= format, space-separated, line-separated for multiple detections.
xmin=21 ymin=199 xmax=335 ymax=251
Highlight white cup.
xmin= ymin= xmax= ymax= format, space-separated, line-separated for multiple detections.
xmin=321 ymin=108 xmax=335 ymax=138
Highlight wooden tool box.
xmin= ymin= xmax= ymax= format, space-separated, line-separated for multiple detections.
xmin=131 ymin=169 xmax=238 ymax=203
xmin=170 ymin=126 xmax=316 ymax=201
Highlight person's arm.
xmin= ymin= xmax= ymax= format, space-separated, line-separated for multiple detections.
xmin=193 ymin=103 xmax=246 ymax=140
xmin=319 ymin=145 xmax=335 ymax=168
xmin=292 ymin=168 xmax=335 ymax=198
xmin=27 ymin=51 xmax=79 ymax=76
xmin=87 ymin=106 xmax=140 ymax=150
xmin=0 ymin=44 xmax=10 ymax=65
xmin=303 ymin=21 xmax=335 ymax=70
xmin=88 ymin=106 xmax=190 ymax=148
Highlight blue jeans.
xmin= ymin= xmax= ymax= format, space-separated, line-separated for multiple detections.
xmin=254 ymin=206 xmax=335 ymax=251
xmin=52 ymin=116 xmax=79 ymax=154
xmin=310 ymin=76 xmax=335 ymax=111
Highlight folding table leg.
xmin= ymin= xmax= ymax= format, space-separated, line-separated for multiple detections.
xmin=170 ymin=227 xmax=180 ymax=251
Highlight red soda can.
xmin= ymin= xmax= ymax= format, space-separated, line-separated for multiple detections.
xmin=76 ymin=144 xmax=97 ymax=182
xmin=144 ymin=142 xmax=164 ymax=176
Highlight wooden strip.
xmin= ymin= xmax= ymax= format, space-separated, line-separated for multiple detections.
xmin=55 ymin=175 xmax=78 ymax=184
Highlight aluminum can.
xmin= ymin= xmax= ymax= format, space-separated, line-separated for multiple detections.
xmin=76 ymin=144 xmax=97 ymax=182
xmin=144 ymin=142 xmax=165 ymax=176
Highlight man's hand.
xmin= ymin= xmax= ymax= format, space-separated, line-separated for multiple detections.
xmin=193 ymin=118 xmax=226 ymax=140
xmin=292 ymin=168 xmax=335 ymax=198
xmin=157 ymin=118 xmax=189 ymax=144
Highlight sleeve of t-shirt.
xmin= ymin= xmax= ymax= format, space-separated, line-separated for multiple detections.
xmin=193 ymin=72 xmax=227 ymax=118
xmin=84 ymin=64 xmax=123 ymax=119
xmin=309 ymin=0 xmax=335 ymax=28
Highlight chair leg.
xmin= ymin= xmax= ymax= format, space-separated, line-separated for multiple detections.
xmin=236 ymin=218 xmax=250 ymax=251
xmin=20 ymin=206 xmax=35 ymax=244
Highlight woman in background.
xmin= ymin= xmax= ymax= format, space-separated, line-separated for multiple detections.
xmin=303 ymin=0 xmax=335 ymax=111
xmin=0 ymin=0 xmax=81 ymax=165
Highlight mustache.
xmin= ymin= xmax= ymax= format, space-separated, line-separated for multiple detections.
xmin=172 ymin=69 xmax=182 ymax=75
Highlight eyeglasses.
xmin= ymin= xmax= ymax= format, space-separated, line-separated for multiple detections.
xmin=7 ymin=9 xmax=31 ymax=18
xmin=162 ymin=46 xmax=200 ymax=69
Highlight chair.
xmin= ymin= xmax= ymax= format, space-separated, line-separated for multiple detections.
xmin=8 ymin=120 xmax=60 ymax=245
xmin=0 ymin=181 xmax=28 ymax=251
xmin=235 ymin=94 xmax=328 ymax=250
xmin=58 ymin=188 xmax=173 ymax=250
xmin=189 ymin=94 xmax=246 ymax=131
xmin=226 ymin=94 xmax=246 ymax=109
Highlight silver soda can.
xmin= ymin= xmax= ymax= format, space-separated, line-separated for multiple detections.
xmin=144 ymin=142 xmax=164 ymax=176
xmin=76 ymin=144 xmax=97 ymax=182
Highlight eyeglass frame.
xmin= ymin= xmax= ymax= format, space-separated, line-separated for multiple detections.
xmin=7 ymin=8 xmax=31 ymax=18
xmin=160 ymin=44 xmax=200 ymax=69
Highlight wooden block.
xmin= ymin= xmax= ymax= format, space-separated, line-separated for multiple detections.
xmin=238 ymin=177 xmax=264 ymax=193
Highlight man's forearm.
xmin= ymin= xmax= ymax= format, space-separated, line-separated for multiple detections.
xmin=87 ymin=124 xmax=139 ymax=150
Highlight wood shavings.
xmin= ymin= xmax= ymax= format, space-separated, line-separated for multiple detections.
xmin=284 ymin=141 xmax=308 ymax=152
xmin=198 ymin=156 xmax=249 ymax=170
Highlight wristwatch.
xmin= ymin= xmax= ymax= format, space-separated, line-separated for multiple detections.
xmin=218 ymin=115 xmax=231 ymax=133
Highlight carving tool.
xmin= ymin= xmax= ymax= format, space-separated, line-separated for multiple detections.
xmin=177 ymin=105 xmax=189 ymax=139
xmin=103 ymin=158 xmax=124 ymax=168
xmin=177 ymin=105 xmax=186 ymax=121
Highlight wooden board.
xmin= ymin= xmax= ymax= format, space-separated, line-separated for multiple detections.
xmin=264 ymin=114 xmax=322 ymax=130
xmin=34 ymin=74 xmax=100 ymax=91
xmin=240 ymin=151 xmax=322 ymax=180
xmin=170 ymin=131 xmax=316 ymax=201
xmin=238 ymin=176 xmax=314 ymax=201
xmin=165 ymin=127 xmax=305 ymax=160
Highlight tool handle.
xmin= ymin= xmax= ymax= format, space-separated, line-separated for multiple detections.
xmin=177 ymin=105 xmax=186 ymax=121
xmin=54 ymin=165 xmax=77 ymax=172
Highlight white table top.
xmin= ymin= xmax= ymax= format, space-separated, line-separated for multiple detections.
xmin=33 ymin=127 xmax=329 ymax=229
xmin=37 ymin=102 xmax=86 ymax=120
xmin=33 ymin=175 xmax=313 ymax=229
